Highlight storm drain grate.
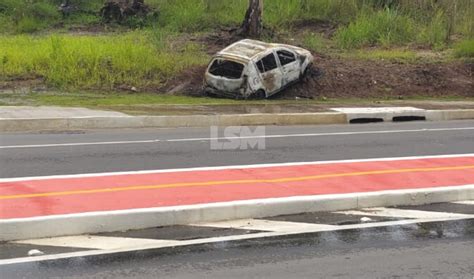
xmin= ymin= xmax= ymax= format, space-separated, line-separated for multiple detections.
xmin=350 ymin=118 xmax=384 ymax=124
xmin=392 ymin=116 xmax=426 ymax=122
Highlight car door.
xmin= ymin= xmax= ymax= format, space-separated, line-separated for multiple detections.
xmin=255 ymin=52 xmax=283 ymax=95
xmin=276 ymin=49 xmax=300 ymax=86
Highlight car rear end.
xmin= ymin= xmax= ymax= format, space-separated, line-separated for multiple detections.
xmin=204 ymin=57 xmax=249 ymax=99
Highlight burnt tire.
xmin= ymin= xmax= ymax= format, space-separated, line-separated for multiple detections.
xmin=254 ymin=90 xmax=266 ymax=99
xmin=300 ymin=64 xmax=313 ymax=82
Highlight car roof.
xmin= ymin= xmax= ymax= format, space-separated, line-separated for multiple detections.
xmin=217 ymin=39 xmax=277 ymax=63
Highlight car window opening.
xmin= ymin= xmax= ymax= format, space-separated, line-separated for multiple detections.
xmin=209 ymin=59 xmax=244 ymax=79
xmin=257 ymin=53 xmax=278 ymax=73
xmin=277 ymin=50 xmax=296 ymax=66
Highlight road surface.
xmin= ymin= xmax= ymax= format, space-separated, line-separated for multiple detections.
xmin=1 ymin=120 xmax=473 ymax=278
xmin=1 ymin=120 xmax=473 ymax=178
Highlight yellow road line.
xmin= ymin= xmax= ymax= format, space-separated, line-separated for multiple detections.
xmin=1 ymin=165 xmax=474 ymax=200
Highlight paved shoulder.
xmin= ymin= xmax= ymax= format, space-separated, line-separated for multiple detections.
xmin=1 ymin=201 xmax=472 ymax=266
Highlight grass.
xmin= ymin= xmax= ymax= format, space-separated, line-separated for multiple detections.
xmin=454 ymin=39 xmax=474 ymax=58
xmin=0 ymin=90 xmax=310 ymax=108
xmin=0 ymin=0 xmax=472 ymax=98
xmin=335 ymin=8 xmax=417 ymax=49
xmin=2 ymin=91 xmax=472 ymax=116
xmin=0 ymin=32 xmax=209 ymax=90
xmin=345 ymin=49 xmax=419 ymax=63
xmin=0 ymin=0 xmax=60 ymax=33
xmin=302 ymin=32 xmax=328 ymax=52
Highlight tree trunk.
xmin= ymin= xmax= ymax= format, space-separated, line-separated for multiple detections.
xmin=240 ymin=0 xmax=263 ymax=38
xmin=59 ymin=0 xmax=75 ymax=18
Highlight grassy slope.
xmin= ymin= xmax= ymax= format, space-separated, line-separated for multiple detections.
xmin=0 ymin=32 xmax=208 ymax=89
xmin=0 ymin=0 xmax=473 ymax=105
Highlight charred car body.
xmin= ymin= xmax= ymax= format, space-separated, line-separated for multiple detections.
xmin=204 ymin=39 xmax=314 ymax=99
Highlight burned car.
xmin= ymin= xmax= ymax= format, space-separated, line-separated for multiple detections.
xmin=204 ymin=39 xmax=314 ymax=99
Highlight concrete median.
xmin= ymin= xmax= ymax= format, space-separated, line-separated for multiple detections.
xmin=1 ymin=185 xmax=472 ymax=241
xmin=1 ymin=154 xmax=473 ymax=241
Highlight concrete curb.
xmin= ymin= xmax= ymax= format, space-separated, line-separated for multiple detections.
xmin=0 ymin=113 xmax=347 ymax=132
xmin=1 ymin=109 xmax=474 ymax=132
xmin=425 ymin=109 xmax=474 ymax=121
xmin=1 ymin=185 xmax=472 ymax=241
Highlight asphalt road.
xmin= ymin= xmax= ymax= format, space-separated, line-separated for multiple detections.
xmin=1 ymin=120 xmax=474 ymax=278
xmin=1 ymin=120 xmax=474 ymax=178
xmin=1 ymin=219 xmax=473 ymax=279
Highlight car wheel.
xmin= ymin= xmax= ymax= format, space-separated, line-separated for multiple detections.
xmin=254 ymin=90 xmax=266 ymax=99
xmin=300 ymin=64 xmax=313 ymax=82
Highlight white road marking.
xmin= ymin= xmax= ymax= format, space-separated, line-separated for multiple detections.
xmin=337 ymin=207 xmax=471 ymax=219
xmin=453 ymin=200 xmax=474 ymax=205
xmin=14 ymin=236 xmax=180 ymax=250
xmin=1 ymin=153 xmax=474 ymax=182
xmin=197 ymin=219 xmax=337 ymax=233
xmin=1 ymin=126 xmax=473 ymax=150
xmin=0 ymin=139 xmax=162 ymax=149
xmin=2 ymin=214 xmax=473 ymax=266
xmin=331 ymin=107 xmax=425 ymax=114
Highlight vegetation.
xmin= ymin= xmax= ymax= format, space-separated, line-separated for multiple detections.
xmin=0 ymin=0 xmax=472 ymax=36
xmin=454 ymin=39 xmax=474 ymax=58
xmin=0 ymin=32 xmax=208 ymax=89
xmin=0 ymin=0 xmax=472 ymax=94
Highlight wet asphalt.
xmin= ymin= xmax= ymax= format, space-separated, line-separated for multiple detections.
xmin=1 ymin=120 xmax=473 ymax=278
xmin=0 ymin=219 xmax=472 ymax=278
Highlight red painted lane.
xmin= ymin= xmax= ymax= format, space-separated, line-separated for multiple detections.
xmin=1 ymin=157 xmax=473 ymax=219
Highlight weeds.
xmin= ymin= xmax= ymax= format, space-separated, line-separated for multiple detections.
xmin=335 ymin=9 xmax=417 ymax=49
xmin=0 ymin=32 xmax=209 ymax=89
xmin=346 ymin=49 xmax=419 ymax=63
xmin=302 ymin=32 xmax=326 ymax=52
xmin=0 ymin=0 xmax=472 ymax=49
xmin=454 ymin=39 xmax=474 ymax=58
xmin=0 ymin=0 xmax=60 ymax=33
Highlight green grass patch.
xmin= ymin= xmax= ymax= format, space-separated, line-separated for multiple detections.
xmin=0 ymin=0 xmax=60 ymax=33
xmin=0 ymin=32 xmax=209 ymax=90
xmin=453 ymin=39 xmax=474 ymax=58
xmin=302 ymin=32 xmax=327 ymax=52
xmin=1 ymin=0 xmax=472 ymax=52
xmin=335 ymin=8 xmax=417 ymax=49
xmin=346 ymin=49 xmax=419 ymax=63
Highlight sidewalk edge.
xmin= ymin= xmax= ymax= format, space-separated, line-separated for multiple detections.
xmin=2 ymin=109 xmax=474 ymax=132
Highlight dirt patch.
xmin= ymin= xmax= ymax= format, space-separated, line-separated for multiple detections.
xmin=1 ymin=29 xmax=472 ymax=100
xmin=157 ymin=65 xmax=208 ymax=97
xmin=199 ymin=27 xmax=278 ymax=56
xmin=0 ymin=76 xmax=46 ymax=92
xmin=291 ymin=19 xmax=338 ymax=38
xmin=157 ymin=30 xmax=473 ymax=99
xmin=157 ymin=55 xmax=473 ymax=100
xmin=282 ymin=56 xmax=473 ymax=99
